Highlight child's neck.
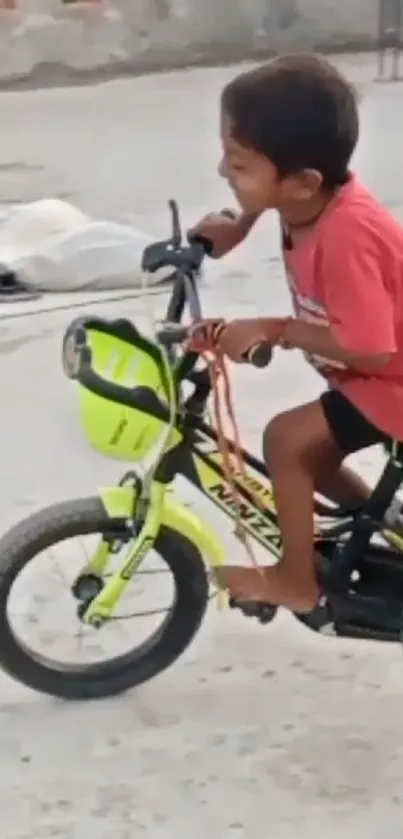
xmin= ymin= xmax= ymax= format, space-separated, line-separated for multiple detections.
xmin=280 ymin=190 xmax=334 ymax=231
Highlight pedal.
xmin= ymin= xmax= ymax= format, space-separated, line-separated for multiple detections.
xmin=229 ymin=597 xmax=278 ymax=625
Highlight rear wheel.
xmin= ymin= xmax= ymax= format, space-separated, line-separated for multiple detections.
xmin=0 ymin=497 xmax=208 ymax=699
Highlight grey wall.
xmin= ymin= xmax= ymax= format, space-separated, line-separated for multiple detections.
xmin=0 ymin=0 xmax=381 ymax=84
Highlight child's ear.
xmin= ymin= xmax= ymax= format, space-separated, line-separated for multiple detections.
xmin=283 ymin=169 xmax=323 ymax=201
xmin=298 ymin=169 xmax=323 ymax=200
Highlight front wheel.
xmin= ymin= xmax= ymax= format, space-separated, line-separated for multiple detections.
xmin=0 ymin=498 xmax=209 ymax=699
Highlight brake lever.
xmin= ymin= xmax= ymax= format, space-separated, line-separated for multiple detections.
xmin=142 ymin=199 xmax=207 ymax=275
xmin=169 ymin=199 xmax=182 ymax=248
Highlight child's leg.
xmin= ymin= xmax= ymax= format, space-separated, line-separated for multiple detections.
xmin=212 ymin=390 xmax=387 ymax=613
xmin=318 ymin=465 xmax=372 ymax=508
xmin=213 ymin=399 xmax=342 ymax=612
xmin=261 ymin=399 xmax=344 ymax=610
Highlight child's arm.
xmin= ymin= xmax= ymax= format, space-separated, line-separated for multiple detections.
xmin=188 ymin=210 xmax=262 ymax=258
xmin=281 ymin=320 xmax=393 ymax=373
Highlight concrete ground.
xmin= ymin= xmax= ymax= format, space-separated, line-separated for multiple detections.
xmin=1 ymin=55 xmax=403 ymax=838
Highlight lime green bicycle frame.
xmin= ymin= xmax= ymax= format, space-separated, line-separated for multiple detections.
xmin=74 ymin=363 xmax=289 ymax=627
xmin=65 ymin=314 xmax=403 ymax=628
xmin=76 ymin=407 xmax=355 ymax=626
xmin=81 ymin=477 xmax=225 ymax=625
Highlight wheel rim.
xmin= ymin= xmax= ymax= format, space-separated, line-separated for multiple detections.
xmin=6 ymin=526 xmax=178 ymax=675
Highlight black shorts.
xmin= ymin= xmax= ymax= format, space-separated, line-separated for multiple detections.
xmin=320 ymin=389 xmax=391 ymax=456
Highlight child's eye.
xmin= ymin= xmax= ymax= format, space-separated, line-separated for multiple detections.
xmin=229 ymin=161 xmax=247 ymax=172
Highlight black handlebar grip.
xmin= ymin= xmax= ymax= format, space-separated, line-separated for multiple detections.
xmin=245 ymin=343 xmax=273 ymax=368
xmin=190 ymin=235 xmax=214 ymax=256
xmin=155 ymin=323 xmax=189 ymax=347
xmin=188 ymin=208 xmax=238 ymax=256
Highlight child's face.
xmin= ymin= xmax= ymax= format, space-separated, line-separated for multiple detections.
xmin=219 ymin=113 xmax=322 ymax=214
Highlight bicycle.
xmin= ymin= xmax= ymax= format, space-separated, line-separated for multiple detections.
xmin=1 ymin=199 xmax=403 ymax=700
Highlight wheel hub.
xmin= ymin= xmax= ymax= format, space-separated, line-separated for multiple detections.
xmin=71 ymin=572 xmax=104 ymax=602
xmin=72 ymin=573 xmax=105 ymax=625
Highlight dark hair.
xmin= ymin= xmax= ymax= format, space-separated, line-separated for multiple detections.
xmin=221 ymin=54 xmax=359 ymax=190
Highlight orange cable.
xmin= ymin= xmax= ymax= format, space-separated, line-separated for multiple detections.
xmin=187 ymin=326 xmax=266 ymax=572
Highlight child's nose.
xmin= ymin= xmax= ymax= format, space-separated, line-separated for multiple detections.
xmin=218 ymin=157 xmax=227 ymax=179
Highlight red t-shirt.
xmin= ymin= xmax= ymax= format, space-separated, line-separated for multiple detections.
xmin=283 ymin=174 xmax=403 ymax=440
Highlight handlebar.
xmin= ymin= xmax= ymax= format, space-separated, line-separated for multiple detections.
xmin=155 ymin=322 xmax=272 ymax=369
xmin=141 ymin=199 xmax=208 ymax=325
xmin=143 ymin=200 xmax=273 ymax=370
xmin=142 ymin=203 xmax=237 ymax=276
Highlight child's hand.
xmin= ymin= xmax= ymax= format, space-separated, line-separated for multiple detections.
xmin=187 ymin=211 xmax=247 ymax=258
xmin=218 ymin=318 xmax=289 ymax=363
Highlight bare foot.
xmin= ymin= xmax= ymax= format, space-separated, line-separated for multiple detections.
xmin=211 ymin=564 xmax=319 ymax=614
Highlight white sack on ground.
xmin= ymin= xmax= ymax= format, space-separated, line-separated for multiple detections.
xmin=0 ymin=199 xmax=173 ymax=292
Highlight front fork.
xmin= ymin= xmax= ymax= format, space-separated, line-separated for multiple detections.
xmin=73 ymin=473 xmax=225 ymax=627
xmin=74 ymin=476 xmax=165 ymax=627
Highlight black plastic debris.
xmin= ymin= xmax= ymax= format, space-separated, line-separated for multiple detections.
xmin=0 ymin=263 xmax=41 ymax=302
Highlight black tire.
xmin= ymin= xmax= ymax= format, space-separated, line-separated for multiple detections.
xmin=0 ymin=497 xmax=209 ymax=700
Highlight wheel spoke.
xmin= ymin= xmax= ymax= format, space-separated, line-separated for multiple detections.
xmin=0 ymin=499 xmax=208 ymax=699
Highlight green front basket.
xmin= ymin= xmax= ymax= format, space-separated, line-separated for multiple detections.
xmin=66 ymin=318 xmax=181 ymax=462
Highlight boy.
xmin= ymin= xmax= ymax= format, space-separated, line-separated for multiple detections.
xmin=189 ymin=54 xmax=403 ymax=614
